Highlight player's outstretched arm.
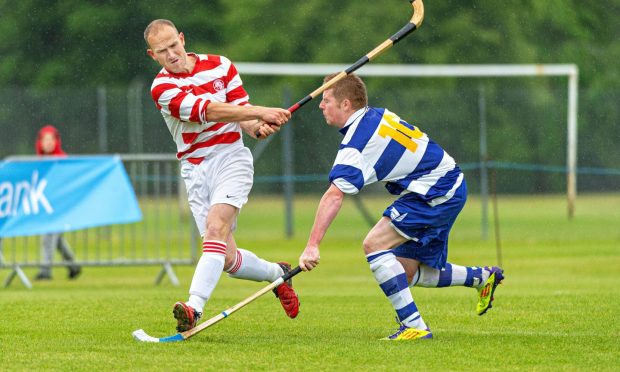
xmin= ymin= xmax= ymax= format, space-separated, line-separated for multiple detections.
xmin=300 ymin=184 xmax=345 ymax=271
xmin=206 ymin=102 xmax=290 ymax=125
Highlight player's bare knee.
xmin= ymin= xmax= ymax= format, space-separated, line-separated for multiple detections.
xmin=362 ymin=237 xmax=380 ymax=255
xmin=204 ymin=221 xmax=231 ymax=241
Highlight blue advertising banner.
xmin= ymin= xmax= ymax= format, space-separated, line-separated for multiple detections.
xmin=0 ymin=156 xmax=142 ymax=237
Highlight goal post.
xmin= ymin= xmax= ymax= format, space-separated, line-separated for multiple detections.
xmin=237 ymin=63 xmax=579 ymax=219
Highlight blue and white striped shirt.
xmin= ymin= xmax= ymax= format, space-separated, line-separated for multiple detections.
xmin=329 ymin=107 xmax=463 ymax=206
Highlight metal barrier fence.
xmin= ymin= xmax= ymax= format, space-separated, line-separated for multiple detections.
xmin=1 ymin=154 xmax=198 ymax=289
xmin=4 ymin=150 xmax=619 ymax=289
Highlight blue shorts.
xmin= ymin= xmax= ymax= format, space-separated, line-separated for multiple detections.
xmin=383 ymin=181 xmax=467 ymax=269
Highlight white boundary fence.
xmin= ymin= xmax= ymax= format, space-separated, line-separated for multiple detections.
xmin=236 ymin=63 xmax=579 ymax=218
xmin=1 ymin=154 xmax=198 ymax=289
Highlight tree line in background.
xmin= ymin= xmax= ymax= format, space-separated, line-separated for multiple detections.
xmin=1 ymin=0 xmax=619 ymax=193
xmin=1 ymin=0 xmax=618 ymax=89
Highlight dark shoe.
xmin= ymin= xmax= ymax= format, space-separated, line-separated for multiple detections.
xmin=173 ymin=302 xmax=202 ymax=332
xmin=35 ymin=272 xmax=52 ymax=281
xmin=273 ymin=262 xmax=300 ymax=319
xmin=68 ymin=266 xmax=82 ymax=280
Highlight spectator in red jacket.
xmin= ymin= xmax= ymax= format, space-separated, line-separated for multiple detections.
xmin=34 ymin=125 xmax=81 ymax=280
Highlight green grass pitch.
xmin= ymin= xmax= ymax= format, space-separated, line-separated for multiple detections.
xmin=1 ymin=194 xmax=619 ymax=370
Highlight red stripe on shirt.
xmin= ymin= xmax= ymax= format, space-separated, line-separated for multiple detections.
xmin=193 ymin=79 xmax=228 ymax=95
xmin=226 ymin=63 xmax=239 ymax=83
xmin=205 ymin=122 xmax=229 ymax=132
xmin=155 ymin=71 xmax=172 ymax=79
xmin=151 ymin=83 xmax=178 ymax=103
xmin=181 ymin=122 xmax=230 ymax=144
xmin=227 ymin=85 xmax=249 ymax=103
xmin=168 ymin=91 xmax=189 ymax=119
xmin=195 ymin=55 xmax=222 ymax=72
xmin=181 ymin=131 xmax=200 ymax=145
xmin=189 ymin=98 xmax=212 ymax=123
xmin=176 ymin=132 xmax=241 ymax=159
xmin=188 ymin=97 xmax=202 ymax=123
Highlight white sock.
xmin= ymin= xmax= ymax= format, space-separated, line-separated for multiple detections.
xmin=413 ymin=263 xmax=488 ymax=288
xmin=187 ymin=240 xmax=227 ymax=312
xmin=367 ymin=250 xmax=427 ymax=330
xmin=226 ymin=248 xmax=283 ymax=282
xmin=186 ymin=295 xmax=206 ymax=313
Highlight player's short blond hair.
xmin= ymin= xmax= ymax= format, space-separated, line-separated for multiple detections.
xmin=144 ymin=19 xmax=179 ymax=47
xmin=323 ymin=73 xmax=368 ymax=110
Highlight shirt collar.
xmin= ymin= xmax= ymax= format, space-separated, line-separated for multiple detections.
xmin=339 ymin=106 xmax=369 ymax=135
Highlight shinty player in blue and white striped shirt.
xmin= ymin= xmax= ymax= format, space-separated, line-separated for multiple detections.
xmin=298 ymin=73 xmax=504 ymax=341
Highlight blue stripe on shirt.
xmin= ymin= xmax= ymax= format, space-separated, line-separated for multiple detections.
xmin=345 ymin=108 xmax=384 ymax=152
xmin=329 ymin=164 xmax=364 ymax=191
xmin=383 ymin=141 xmax=446 ymax=195
xmin=424 ymin=167 xmax=462 ymax=200
xmin=415 ymin=140 xmax=446 ymax=174
xmin=405 ymin=141 xmax=445 ymax=182
xmin=374 ymin=139 xmax=407 ymax=180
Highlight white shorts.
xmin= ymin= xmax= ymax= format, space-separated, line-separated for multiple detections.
xmin=180 ymin=146 xmax=254 ymax=237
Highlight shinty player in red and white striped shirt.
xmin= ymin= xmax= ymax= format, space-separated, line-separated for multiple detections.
xmin=145 ymin=19 xmax=299 ymax=332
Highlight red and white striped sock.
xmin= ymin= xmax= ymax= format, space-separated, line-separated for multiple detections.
xmin=201 ymin=240 xmax=227 ymax=255
xmin=226 ymin=248 xmax=282 ymax=282
xmin=225 ymin=250 xmax=244 ymax=274
xmin=187 ymin=240 xmax=227 ymax=311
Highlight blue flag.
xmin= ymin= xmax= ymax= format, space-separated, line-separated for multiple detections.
xmin=0 ymin=156 xmax=142 ymax=237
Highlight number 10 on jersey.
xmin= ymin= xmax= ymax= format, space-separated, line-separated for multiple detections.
xmin=378 ymin=113 xmax=424 ymax=153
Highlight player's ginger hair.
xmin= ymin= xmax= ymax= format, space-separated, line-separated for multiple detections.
xmin=144 ymin=19 xmax=179 ymax=47
xmin=323 ymin=73 xmax=368 ymax=110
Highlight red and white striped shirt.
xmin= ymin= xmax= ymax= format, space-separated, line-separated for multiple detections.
xmin=150 ymin=53 xmax=250 ymax=163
